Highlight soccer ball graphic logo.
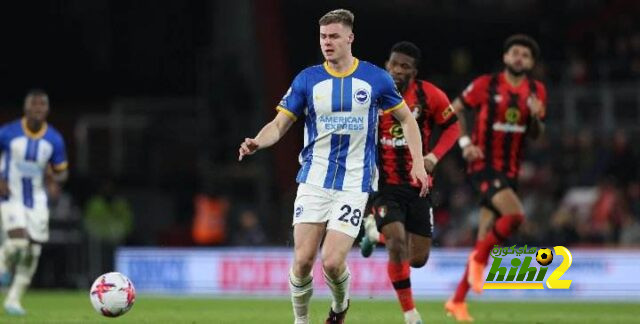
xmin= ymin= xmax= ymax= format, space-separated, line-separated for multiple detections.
xmin=536 ymin=248 xmax=554 ymax=266
xmin=90 ymin=272 xmax=136 ymax=317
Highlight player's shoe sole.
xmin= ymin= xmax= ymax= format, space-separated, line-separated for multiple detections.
xmin=359 ymin=236 xmax=375 ymax=258
xmin=445 ymin=299 xmax=473 ymax=322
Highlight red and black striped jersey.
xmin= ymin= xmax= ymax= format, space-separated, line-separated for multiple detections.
xmin=379 ymin=79 xmax=457 ymax=187
xmin=460 ymin=71 xmax=547 ymax=179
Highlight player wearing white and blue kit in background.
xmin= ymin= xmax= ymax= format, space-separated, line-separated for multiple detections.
xmin=238 ymin=10 xmax=429 ymax=324
xmin=0 ymin=89 xmax=68 ymax=316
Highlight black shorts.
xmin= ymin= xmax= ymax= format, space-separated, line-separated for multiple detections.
xmin=469 ymin=168 xmax=518 ymax=215
xmin=368 ymin=184 xmax=433 ymax=238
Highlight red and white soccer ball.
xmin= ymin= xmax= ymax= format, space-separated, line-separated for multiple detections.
xmin=89 ymin=272 xmax=136 ymax=317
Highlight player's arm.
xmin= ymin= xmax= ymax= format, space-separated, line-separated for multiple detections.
xmin=239 ymin=70 xmax=306 ymax=161
xmin=423 ymin=87 xmax=461 ymax=173
xmin=238 ymin=111 xmax=295 ymax=161
xmin=0 ymin=127 xmax=10 ymax=196
xmin=453 ymin=98 xmax=483 ymax=162
xmin=48 ymin=134 xmax=69 ymax=184
xmin=49 ymin=164 xmax=69 ymax=183
xmin=454 ymin=77 xmax=487 ymax=162
xmin=527 ymin=94 xmax=546 ymax=140
xmin=391 ymin=105 xmax=429 ymax=197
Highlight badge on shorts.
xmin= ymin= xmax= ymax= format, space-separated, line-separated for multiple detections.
xmin=494 ymin=179 xmax=502 ymax=188
xmin=294 ymin=205 xmax=303 ymax=218
xmin=377 ymin=206 xmax=387 ymax=218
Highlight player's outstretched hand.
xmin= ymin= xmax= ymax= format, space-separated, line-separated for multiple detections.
xmin=238 ymin=138 xmax=260 ymax=161
xmin=462 ymin=144 xmax=484 ymax=162
xmin=410 ymin=165 xmax=430 ymax=197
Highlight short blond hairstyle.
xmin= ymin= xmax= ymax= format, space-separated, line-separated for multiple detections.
xmin=318 ymin=9 xmax=354 ymax=29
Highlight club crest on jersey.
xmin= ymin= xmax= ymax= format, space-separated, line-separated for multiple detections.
xmin=505 ymin=107 xmax=521 ymax=124
xmin=354 ymin=88 xmax=370 ymax=104
xmin=377 ymin=206 xmax=387 ymax=218
xmin=494 ymin=179 xmax=502 ymax=188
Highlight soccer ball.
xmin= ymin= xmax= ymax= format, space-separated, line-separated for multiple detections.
xmin=89 ymin=272 xmax=136 ymax=317
xmin=536 ymin=248 xmax=554 ymax=266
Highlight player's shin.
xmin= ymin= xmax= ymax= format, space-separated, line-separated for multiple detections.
xmin=388 ymin=261 xmax=415 ymax=312
xmin=5 ymin=243 xmax=40 ymax=310
xmin=0 ymin=238 xmax=29 ymax=275
xmin=323 ymin=267 xmax=350 ymax=313
xmin=453 ymin=264 xmax=471 ymax=302
xmin=289 ymin=268 xmax=313 ymax=323
xmin=473 ymin=213 xmax=524 ymax=264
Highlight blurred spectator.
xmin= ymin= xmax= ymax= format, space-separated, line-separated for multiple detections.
xmin=230 ymin=209 xmax=267 ymax=246
xmin=84 ymin=181 xmax=133 ymax=244
xmin=192 ymin=195 xmax=229 ymax=245
xmin=84 ymin=180 xmax=133 ymax=276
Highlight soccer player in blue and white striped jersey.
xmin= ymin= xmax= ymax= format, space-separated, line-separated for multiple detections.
xmin=238 ymin=9 xmax=429 ymax=324
xmin=0 ymin=89 xmax=68 ymax=316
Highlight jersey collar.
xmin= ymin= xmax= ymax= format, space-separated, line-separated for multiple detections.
xmin=324 ymin=58 xmax=359 ymax=78
xmin=21 ymin=117 xmax=48 ymax=139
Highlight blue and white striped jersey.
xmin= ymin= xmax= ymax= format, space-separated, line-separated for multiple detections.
xmin=277 ymin=58 xmax=405 ymax=193
xmin=0 ymin=119 xmax=68 ymax=209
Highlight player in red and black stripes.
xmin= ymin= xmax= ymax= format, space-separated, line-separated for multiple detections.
xmin=359 ymin=41 xmax=460 ymax=324
xmin=445 ymin=34 xmax=547 ymax=321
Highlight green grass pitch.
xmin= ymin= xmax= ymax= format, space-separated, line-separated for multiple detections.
xmin=1 ymin=291 xmax=638 ymax=323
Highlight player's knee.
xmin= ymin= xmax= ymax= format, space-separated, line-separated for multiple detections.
xmin=321 ymin=256 xmax=345 ymax=279
xmin=25 ymin=244 xmax=42 ymax=268
xmin=386 ymin=236 xmax=407 ymax=258
xmin=5 ymin=238 xmax=29 ymax=254
xmin=509 ymin=213 xmax=525 ymax=228
xmin=293 ymin=255 xmax=315 ymax=276
xmin=410 ymin=253 xmax=429 ymax=268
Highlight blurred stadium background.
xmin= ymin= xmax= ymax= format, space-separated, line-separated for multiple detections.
xmin=1 ymin=0 xmax=639 ymax=322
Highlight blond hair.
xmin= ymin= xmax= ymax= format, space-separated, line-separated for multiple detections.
xmin=318 ymin=9 xmax=354 ymax=29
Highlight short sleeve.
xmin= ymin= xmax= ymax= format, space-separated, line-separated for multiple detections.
xmin=277 ymin=71 xmax=307 ymax=121
xmin=425 ymin=84 xmax=455 ymax=125
xmin=459 ymin=75 xmax=490 ymax=110
xmin=49 ymin=134 xmax=68 ymax=171
xmin=379 ymin=71 xmax=405 ymax=113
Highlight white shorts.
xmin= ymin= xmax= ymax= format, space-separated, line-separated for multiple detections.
xmin=1 ymin=200 xmax=49 ymax=242
xmin=292 ymin=183 xmax=369 ymax=238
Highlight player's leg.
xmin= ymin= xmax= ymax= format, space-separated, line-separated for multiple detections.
xmin=446 ymin=206 xmax=494 ymax=321
xmin=290 ymin=223 xmax=325 ymax=324
xmin=406 ymin=197 xmax=435 ymax=268
xmin=1 ymin=228 xmax=29 ymax=316
xmin=359 ymin=196 xmax=384 ymax=257
xmin=289 ymin=183 xmax=331 ymax=324
xmin=322 ymin=190 xmax=367 ymax=324
xmin=407 ymin=234 xmax=431 ymax=268
xmin=467 ymin=188 xmax=524 ymax=292
xmin=5 ymin=238 xmax=40 ymax=316
xmin=320 ymin=229 xmax=355 ymax=321
xmin=4 ymin=206 xmax=48 ymax=316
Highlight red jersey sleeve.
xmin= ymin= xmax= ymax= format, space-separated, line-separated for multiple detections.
xmin=424 ymin=82 xmax=455 ymax=125
xmin=459 ymin=75 xmax=491 ymax=110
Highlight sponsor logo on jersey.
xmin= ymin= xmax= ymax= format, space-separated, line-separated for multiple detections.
xmin=354 ymin=88 xmax=370 ymax=104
